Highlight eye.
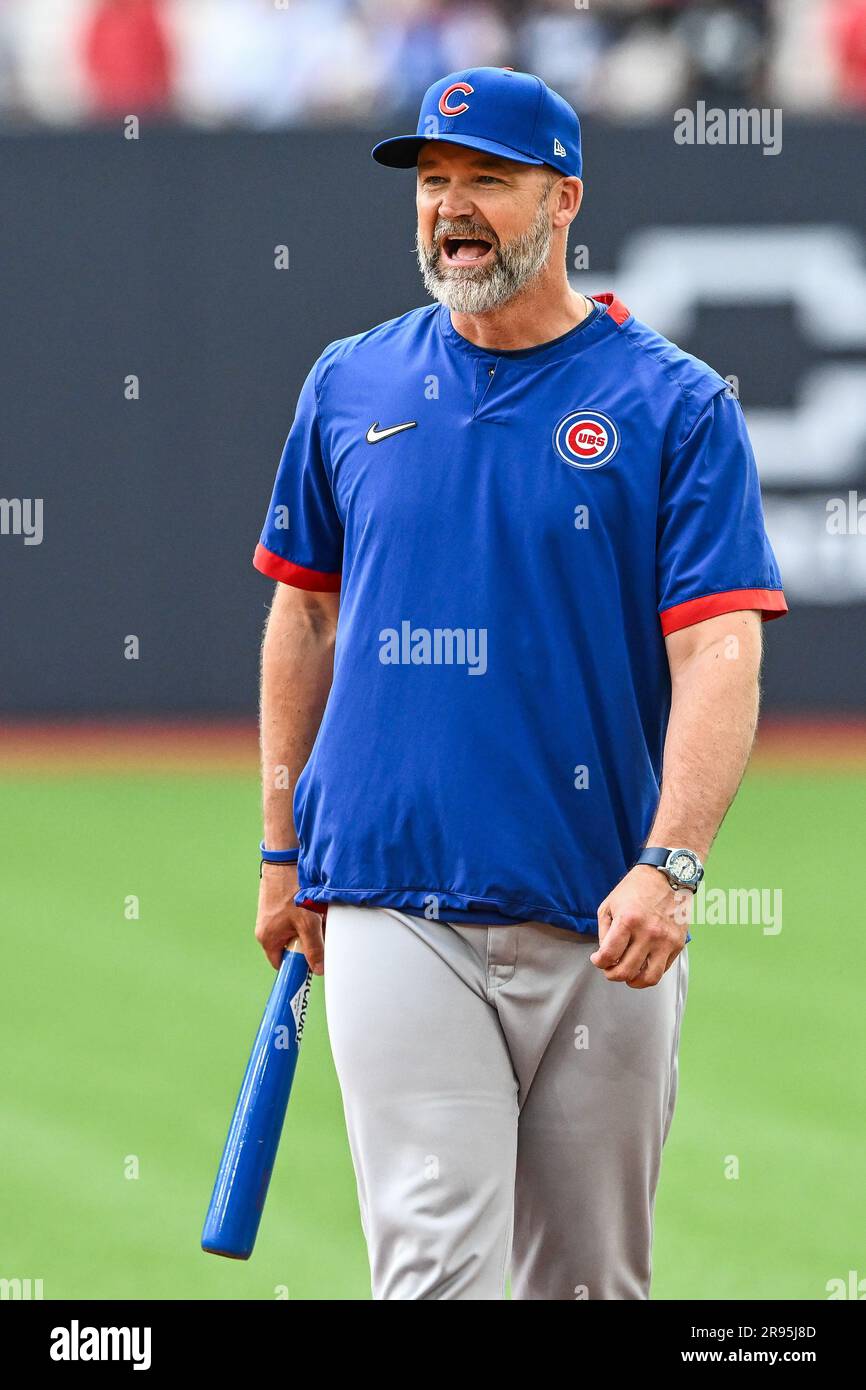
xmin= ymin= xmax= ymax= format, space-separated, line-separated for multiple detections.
xmin=476 ymin=175 xmax=505 ymax=185
xmin=420 ymin=175 xmax=446 ymax=186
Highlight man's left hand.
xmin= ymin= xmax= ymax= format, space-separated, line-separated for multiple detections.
xmin=591 ymin=865 xmax=690 ymax=988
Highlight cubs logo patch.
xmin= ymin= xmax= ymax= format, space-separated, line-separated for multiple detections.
xmin=438 ymin=82 xmax=473 ymax=117
xmin=553 ymin=410 xmax=620 ymax=469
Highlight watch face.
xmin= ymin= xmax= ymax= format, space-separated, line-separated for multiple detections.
xmin=669 ymin=851 xmax=699 ymax=883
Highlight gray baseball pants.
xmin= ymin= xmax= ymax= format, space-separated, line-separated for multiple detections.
xmin=323 ymin=903 xmax=688 ymax=1300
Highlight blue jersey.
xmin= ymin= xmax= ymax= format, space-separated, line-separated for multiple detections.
xmin=254 ymin=295 xmax=786 ymax=935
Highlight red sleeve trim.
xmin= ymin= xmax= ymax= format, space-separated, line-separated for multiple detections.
xmin=253 ymin=543 xmax=341 ymax=592
xmin=591 ymin=291 xmax=631 ymax=326
xmin=660 ymin=588 xmax=788 ymax=636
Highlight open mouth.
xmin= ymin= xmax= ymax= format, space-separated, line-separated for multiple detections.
xmin=440 ymin=235 xmax=496 ymax=267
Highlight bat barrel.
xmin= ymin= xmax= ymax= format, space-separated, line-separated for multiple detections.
xmin=201 ymin=946 xmax=312 ymax=1259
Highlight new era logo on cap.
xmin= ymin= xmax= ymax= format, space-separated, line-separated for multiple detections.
xmin=371 ymin=67 xmax=583 ymax=180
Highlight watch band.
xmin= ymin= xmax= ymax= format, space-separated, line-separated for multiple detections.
xmin=636 ymin=847 xmax=669 ymax=869
xmin=636 ymin=845 xmax=703 ymax=892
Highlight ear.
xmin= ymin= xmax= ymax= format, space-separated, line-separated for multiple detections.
xmin=551 ymin=176 xmax=583 ymax=230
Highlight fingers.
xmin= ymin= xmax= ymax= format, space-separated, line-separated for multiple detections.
xmin=590 ymin=907 xmax=631 ymax=974
xmin=255 ymin=914 xmax=290 ymax=970
xmin=601 ymin=933 xmax=682 ymax=987
xmin=255 ymin=906 xmax=324 ymax=973
xmin=625 ymin=949 xmax=668 ymax=989
xmin=600 ymin=929 xmax=651 ymax=983
xmin=256 ymin=919 xmax=295 ymax=972
xmin=293 ymin=911 xmax=326 ymax=976
xmin=592 ymin=908 xmax=678 ymax=987
xmin=592 ymin=866 xmax=688 ymax=987
xmin=626 ymin=938 xmax=687 ymax=988
xmin=263 ymin=940 xmax=287 ymax=972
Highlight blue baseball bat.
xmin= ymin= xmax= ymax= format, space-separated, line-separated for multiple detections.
xmin=202 ymin=944 xmax=312 ymax=1259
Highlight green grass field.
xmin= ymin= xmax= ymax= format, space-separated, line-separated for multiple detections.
xmin=2 ymin=766 xmax=864 ymax=1300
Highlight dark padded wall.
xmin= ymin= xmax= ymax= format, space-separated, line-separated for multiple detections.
xmin=1 ymin=123 xmax=863 ymax=713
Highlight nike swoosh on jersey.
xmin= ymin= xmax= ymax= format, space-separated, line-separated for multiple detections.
xmin=366 ymin=420 xmax=417 ymax=444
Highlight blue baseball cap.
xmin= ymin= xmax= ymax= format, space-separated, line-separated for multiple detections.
xmin=371 ymin=67 xmax=582 ymax=180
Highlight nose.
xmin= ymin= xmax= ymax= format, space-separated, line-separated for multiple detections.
xmin=436 ymin=181 xmax=477 ymax=221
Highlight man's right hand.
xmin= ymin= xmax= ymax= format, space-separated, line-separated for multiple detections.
xmin=255 ymin=861 xmax=326 ymax=974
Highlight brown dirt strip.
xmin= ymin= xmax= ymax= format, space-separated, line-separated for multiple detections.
xmin=750 ymin=718 xmax=866 ymax=769
xmin=0 ymin=717 xmax=864 ymax=775
xmin=0 ymin=719 xmax=259 ymax=773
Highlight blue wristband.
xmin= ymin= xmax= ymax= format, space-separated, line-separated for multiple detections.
xmin=260 ymin=842 xmax=300 ymax=865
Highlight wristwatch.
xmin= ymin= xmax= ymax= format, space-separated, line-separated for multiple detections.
xmin=636 ymin=846 xmax=704 ymax=893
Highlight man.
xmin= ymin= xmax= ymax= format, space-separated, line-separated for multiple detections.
xmin=252 ymin=67 xmax=786 ymax=1300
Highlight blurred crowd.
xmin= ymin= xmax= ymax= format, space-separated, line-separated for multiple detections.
xmin=0 ymin=0 xmax=864 ymax=128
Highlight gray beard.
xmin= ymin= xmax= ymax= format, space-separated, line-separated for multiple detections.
xmin=415 ymin=192 xmax=553 ymax=315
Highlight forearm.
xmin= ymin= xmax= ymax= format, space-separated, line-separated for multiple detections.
xmin=260 ymin=586 xmax=337 ymax=849
xmin=648 ymin=613 xmax=763 ymax=860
